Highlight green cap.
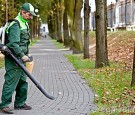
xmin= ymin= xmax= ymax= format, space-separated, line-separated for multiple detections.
xmin=20 ymin=3 xmax=36 ymax=16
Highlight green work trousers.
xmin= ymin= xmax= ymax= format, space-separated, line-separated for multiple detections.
xmin=0 ymin=58 xmax=28 ymax=109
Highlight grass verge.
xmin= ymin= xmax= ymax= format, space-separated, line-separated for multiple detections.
xmin=51 ymin=39 xmax=65 ymax=48
xmin=30 ymin=37 xmax=40 ymax=46
xmin=66 ymin=54 xmax=135 ymax=115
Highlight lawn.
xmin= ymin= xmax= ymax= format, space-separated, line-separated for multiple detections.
xmin=65 ymin=31 xmax=135 ymax=114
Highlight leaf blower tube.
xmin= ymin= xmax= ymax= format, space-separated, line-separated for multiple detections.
xmin=0 ymin=44 xmax=55 ymax=100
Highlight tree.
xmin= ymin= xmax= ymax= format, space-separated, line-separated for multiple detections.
xmin=5 ymin=0 xmax=8 ymax=22
xmin=48 ymin=11 xmax=54 ymax=38
xmin=54 ymin=0 xmax=63 ymax=42
xmin=0 ymin=0 xmax=6 ymax=25
xmin=63 ymin=0 xmax=71 ymax=47
xmin=47 ymin=0 xmax=62 ymax=40
xmin=83 ymin=0 xmax=90 ymax=59
xmin=95 ymin=0 xmax=109 ymax=68
xmin=67 ymin=0 xmax=83 ymax=53
xmin=57 ymin=0 xmax=63 ymax=43
xmin=131 ymin=43 xmax=135 ymax=86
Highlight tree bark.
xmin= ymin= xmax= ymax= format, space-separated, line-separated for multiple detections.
xmin=57 ymin=0 xmax=63 ymax=43
xmin=131 ymin=43 xmax=135 ymax=86
xmin=95 ymin=0 xmax=109 ymax=68
xmin=6 ymin=0 xmax=8 ymax=22
xmin=63 ymin=0 xmax=71 ymax=47
xmin=84 ymin=0 xmax=90 ymax=59
xmin=55 ymin=0 xmax=62 ymax=42
xmin=71 ymin=0 xmax=83 ymax=53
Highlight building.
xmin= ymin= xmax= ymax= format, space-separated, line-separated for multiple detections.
xmin=90 ymin=0 xmax=135 ymax=31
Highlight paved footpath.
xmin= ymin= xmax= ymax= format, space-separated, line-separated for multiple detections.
xmin=0 ymin=36 xmax=96 ymax=115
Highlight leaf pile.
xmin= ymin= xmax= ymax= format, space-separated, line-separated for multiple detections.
xmin=90 ymin=31 xmax=135 ymax=70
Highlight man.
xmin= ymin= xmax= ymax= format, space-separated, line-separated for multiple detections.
xmin=0 ymin=2 xmax=36 ymax=114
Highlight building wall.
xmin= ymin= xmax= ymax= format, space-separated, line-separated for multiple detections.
xmin=90 ymin=0 xmax=135 ymax=31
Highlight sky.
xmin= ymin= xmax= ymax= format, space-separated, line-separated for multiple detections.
xmin=90 ymin=0 xmax=116 ymax=12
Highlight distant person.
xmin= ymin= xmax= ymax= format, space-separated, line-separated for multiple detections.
xmin=43 ymin=27 xmax=45 ymax=32
xmin=0 ymin=2 xmax=36 ymax=114
xmin=43 ymin=27 xmax=46 ymax=38
xmin=45 ymin=34 xmax=46 ymax=38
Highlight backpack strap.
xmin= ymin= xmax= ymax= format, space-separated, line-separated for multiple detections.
xmin=6 ymin=19 xmax=21 ymax=34
xmin=1 ymin=19 xmax=20 ymax=44
xmin=1 ymin=23 xmax=8 ymax=44
xmin=8 ymin=19 xmax=20 ymax=28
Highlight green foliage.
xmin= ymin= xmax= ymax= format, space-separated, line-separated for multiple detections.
xmin=8 ymin=1 xmax=19 ymax=19
xmin=0 ymin=0 xmax=55 ymax=24
xmin=0 ymin=0 xmax=65 ymax=27
xmin=33 ymin=0 xmax=54 ymax=23
xmin=66 ymin=0 xmax=74 ymax=20
xmin=0 ymin=0 xmax=6 ymax=25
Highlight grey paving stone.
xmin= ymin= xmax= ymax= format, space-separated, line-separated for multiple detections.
xmin=0 ymin=36 xmax=96 ymax=115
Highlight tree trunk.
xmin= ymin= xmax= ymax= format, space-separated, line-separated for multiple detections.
xmin=71 ymin=0 xmax=83 ymax=53
xmin=48 ymin=15 xmax=51 ymax=37
xmin=34 ymin=17 xmax=37 ymax=37
xmin=30 ymin=20 xmax=34 ymax=41
xmin=63 ymin=0 xmax=71 ymax=47
xmin=57 ymin=0 xmax=63 ymax=43
xmin=131 ymin=43 xmax=135 ymax=86
xmin=12 ymin=0 xmax=14 ymax=17
xmin=48 ymin=2 xmax=56 ymax=39
xmin=95 ymin=0 xmax=109 ymax=68
xmin=6 ymin=0 xmax=8 ymax=22
xmin=54 ymin=0 xmax=62 ymax=42
xmin=104 ymin=0 xmax=108 ymax=65
xmin=49 ymin=1 xmax=58 ymax=40
xmin=83 ymin=0 xmax=90 ymax=59
xmin=54 ymin=12 xmax=58 ymax=39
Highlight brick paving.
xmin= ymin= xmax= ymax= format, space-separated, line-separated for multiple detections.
xmin=0 ymin=36 xmax=96 ymax=115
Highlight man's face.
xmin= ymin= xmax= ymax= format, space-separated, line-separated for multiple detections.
xmin=21 ymin=10 xmax=33 ymax=20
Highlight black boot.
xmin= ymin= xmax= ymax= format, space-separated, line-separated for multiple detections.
xmin=14 ymin=103 xmax=32 ymax=110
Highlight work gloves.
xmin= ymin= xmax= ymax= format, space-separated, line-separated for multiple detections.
xmin=22 ymin=55 xmax=30 ymax=62
xmin=22 ymin=54 xmax=33 ymax=62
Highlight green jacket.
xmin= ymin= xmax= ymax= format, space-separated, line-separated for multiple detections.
xmin=6 ymin=13 xmax=30 ymax=58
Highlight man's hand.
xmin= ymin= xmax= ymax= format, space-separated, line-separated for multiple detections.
xmin=27 ymin=54 xmax=31 ymax=57
xmin=22 ymin=55 xmax=30 ymax=62
xmin=27 ymin=54 xmax=33 ymax=61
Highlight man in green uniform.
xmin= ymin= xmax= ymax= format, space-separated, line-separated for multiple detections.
xmin=0 ymin=3 xmax=36 ymax=114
